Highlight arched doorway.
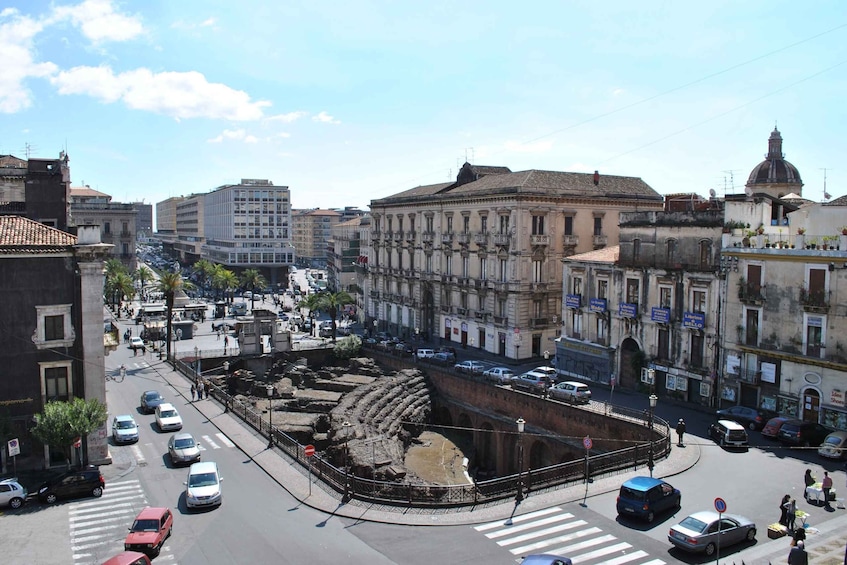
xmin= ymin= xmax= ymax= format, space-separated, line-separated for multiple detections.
xmin=801 ymin=388 xmax=821 ymax=423
xmin=619 ymin=337 xmax=643 ymax=389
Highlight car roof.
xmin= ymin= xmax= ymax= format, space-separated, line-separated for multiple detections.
xmin=685 ymin=510 xmax=747 ymax=523
xmin=189 ymin=461 xmax=218 ymax=474
xmin=825 ymin=430 xmax=847 ymax=439
xmin=622 ymin=476 xmax=664 ymax=490
xmin=135 ymin=506 xmax=169 ymax=519
xmin=172 ymin=432 xmax=194 ymax=441
xmin=114 ymin=414 xmax=136 ymax=422
xmin=157 ymin=402 xmax=175 ymax=411
xmin=0 ymin=477 xmax=22 ymax=485
xmin=143 ymin=390 xmax=162 ymax=397
xmin=557 ymin=381 xmax=589 ymax=387
xmin=716 ymin=419 xmax=745 ymax=429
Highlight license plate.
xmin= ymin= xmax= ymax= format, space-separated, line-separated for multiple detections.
xmin=672 ymin=531 xmax=687 ymax=541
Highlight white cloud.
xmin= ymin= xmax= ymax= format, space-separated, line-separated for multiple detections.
xmin=51 ymin=0 xmax=144 ymax=43
xmin=266 ymin=111 xmax=307 ymax=123
xmin=503 ymin=139 xmax=554 ymax=153
xmin=51 ymin=65 xmax=272 ymax=120
xmin=313 ymin=111 xmax=340 ymax=124
xmin=612 ymin=88 xmax=625 ymax=96
xmin=171 ymin=16 xmax=217 ymax=30
xmin=0 ymin=9 xmax=57 ymax=112
xmin=207 ymin=128 xmax=258 ymax=143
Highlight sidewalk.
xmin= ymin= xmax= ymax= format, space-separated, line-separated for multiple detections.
xmin=126 ymin=357 xmax=701 ymax=527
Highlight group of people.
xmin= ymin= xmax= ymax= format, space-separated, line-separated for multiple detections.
xmin=803 ymin=468 xmax=835 ymax=509
xmin=190 ymin=379 xmax=211 ymax=401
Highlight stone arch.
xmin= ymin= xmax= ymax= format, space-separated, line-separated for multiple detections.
xmin=619 ymin=337 xmax=642 ymax=389
xmin=800 ymin=386 xmax=822 ymax=423
xmin=527 ymin=438 xmax=552 ymax=470
xmin=477 ymin=420 xmax=497 ymax=476
xmin=433 ymin=406 xmax=452 ymax=428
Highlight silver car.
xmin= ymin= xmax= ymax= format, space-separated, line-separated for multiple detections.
xmin=548 ymin=381 xmax=592 ymax=404
xmin=112 ymin=414 xmax=139 ymax=444
xmin=668 ymin=511 xmax=756 ymax=556
xmin=185 ymin=461 xmax=222 ymax=509
xmin=483 ymin=367 xmax=514 ymax=384
xmin=168 ymin=432 xmax=201 ymax=466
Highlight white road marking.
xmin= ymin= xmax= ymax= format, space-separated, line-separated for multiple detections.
xmin=216 ymin=432 xmax=235 ymax=447
xmin=474 ymin=506 xmax=562 ymax=531
xmin=202 ymin=434 xmax=221 ymax=449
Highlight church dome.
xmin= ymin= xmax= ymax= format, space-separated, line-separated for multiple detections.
xmin=746 ymin=127 xmax=802 ymax=187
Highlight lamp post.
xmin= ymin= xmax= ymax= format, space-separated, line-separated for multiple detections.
xmin=415 ymin=327 xmax=420 ymax=342
xmin=373 ymin=319 xmax=378 ymax=337
xmin=515 ymin=417 xmax=526 ymax=502
xmin=222 ymin=361 xmax=230 ymax=412
xmin=342 ymin=420 xmax=352 ymax=500
xmin=194 ymin=346 xmax=200 ymax=376
xmin=648 ymin=394 xmax=658 ymax=477
xmin=266 ymin=385 xmax=274 ymax=448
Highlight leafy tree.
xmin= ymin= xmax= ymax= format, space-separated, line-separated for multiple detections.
xmin=133 ymin=266 xmax=154 ymax=300
xmin=240 ymin=268 xmax=267 ymax=311
xmin=316 ymin=290 xmax=354 ymax=342
xmin=298 ymin=293 xmax=324 ymax=336
xmin=156 ymin=271 xmax=194 ymax=359
xmin=32 ymin=398 xmax=107 ymax=466
xmin=211 ymin=264 xmax=238 ymax=303
xmin=105 ymin=270 xmax=135 ymax=308
xmin=192 ymin=259 xmax=216 ymax=294
xmin=333 ymin=335 xmax=362 ymax=360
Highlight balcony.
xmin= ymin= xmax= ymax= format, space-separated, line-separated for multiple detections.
xmin=369 ymin=290 xmax=380 ymax=299
xmin=738 ymin=282 xmax=765 ymax=305
xmin=392 ymin=231 xmax=402 ymax=242
xmin=421 ymin=231 xmax=435 ymax=243
xmin=119 ymin=231 xmax=132 ymax=239
xmin=531 ymin=282 xmax=548 ymax=293
xmin=474 ymin=311 xmax=487 ymax=320
xmin=493 ymin=316 xmax=508 ymax=325
xmin=530 ymin=234 xmax=550 ymax=246
xmin=474 ymin=232 xmax=488 ymax=245
xmin=441 ymin=232 xmax=454 ymax=244
xmin=440 ymin=304 xmax=451 ymax=313
xmin=456 ymin=232 xmax=470 ymax=244
xmin=530 ymin=317 xmax=548 ymax=328
xmin=563 ymin=234 xmax=579 ymax=247
xmin=493 ymin=281 xmax=509 ymax=293
xmin=456 ymin=308 xmax=468 ymax=316
xmin=372 ymin=230 xmax=382 ymax=240
xmin=800 ymin=288 xmax=829 ymax=313
xmin=492 ymin=233 xmax=511 ymax=246
xmin=592 ymin=234 xmax=608 ymax=247
xmin=457 ymin=277 xmax=470 ymax=287
xmin=405 ymin=230 xmax=416 ymax=242
xmin=726 ymin=367 xmax=760 ymax=384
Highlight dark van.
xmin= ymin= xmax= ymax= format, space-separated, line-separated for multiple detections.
xmin=616 ymin=476 xmax=681 ymax=523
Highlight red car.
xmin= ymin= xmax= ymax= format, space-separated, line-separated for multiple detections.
xmin=761 ymin=416 xmax=790 ymax=439
xmin=124 ymin=507 xmax=173 ymax=557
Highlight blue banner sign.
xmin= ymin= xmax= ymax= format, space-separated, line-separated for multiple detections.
xmin=565 ymin=294 xmax=582 ymax=309
xmin=651 ymin=307 xmax=670 ymax=323
xmin=589 ymin=298 xmax=607 ymax=313
xmin=683 ymin=311 xmax=706 ymax=329
xmin=619 ymin=303 xmax=637 ymax=318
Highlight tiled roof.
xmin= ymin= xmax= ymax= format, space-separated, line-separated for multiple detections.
xmin=564 ymin=245 xmax=619 ymax=263
xmin=824 ymin=195 xmax=847 ymax=206
xmin=0 ymin=216 xmax=76 ymax=254
xmin=382 ymin=182 xmax=454 ymax=200
xmin=336 ymin=217 xmax=362 ymax=227
xmin=70 ymin=186 xmax=112 ymax=199
xmin=306 ymin=209 xmax=342 ymax=216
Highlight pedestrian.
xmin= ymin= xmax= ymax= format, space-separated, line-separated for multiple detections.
xmin=784 ymin=497 xmax=797 ymax=532
xmin=204 ymin=381 xmax=210 ymax=398
xmin=196 ymin=380 xmax=203 ymax=400
xmin=780 ymin=494 xmax=791 ymax=526
xmin=676 ymin=418 xmax=686 ymax=447
xmin=823 ymin=471 xmax=834 ymax=509
xmin=788 ymin=540 xmax=808 ymax=565
xmin=217 ymin=328 xmax=221 ymax=340
xmin=190 ymin=384 xmax=196 ymax=401
xmin=804 ymin=468 xmax=815 ymax=501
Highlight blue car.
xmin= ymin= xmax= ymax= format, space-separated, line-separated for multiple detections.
xmin=616 ymin=476 xmax=681 ymax=523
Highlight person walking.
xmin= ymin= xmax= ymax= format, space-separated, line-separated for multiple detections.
xmin=788 ymin=540 xmax=808 ymax=565
xmin=190 ymin=384 xmax=196 ymax=402
xmin=822 ymin=471 xmax=834 ymax=509
xmin=804 ymin=468 xmax=815 ymax=501
xmin=784 ymin=497 xmax=797 ymax=532
xmin=676 ymin=418 xmax=686 ymax=447
xmin=196 ymin=380 xmax=203 ymax=400
xmin=780 ymin=494 xmax=791 ymax=526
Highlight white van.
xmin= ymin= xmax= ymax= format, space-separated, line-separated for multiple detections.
xmin=416 ymin=349 xmax=435 ymax=359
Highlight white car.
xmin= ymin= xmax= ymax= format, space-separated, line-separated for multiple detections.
xmin=548 ymin=381 xmax=592 ymax=404
xmin=185 ymin=461 xmax=223 ymax=509
xmin=454 ymin=360 xmax=485 ymax=374
xmin=0 ymin=478 xmax=27 ymax=509
xmin=482 ymin=367 xmax=515 ymax=384
xmin=155 ymin=403 xmax=183 ymax=432
xmin=112 ymin=414 xmax=139 ymax=444
xmin=129 ymin=336 xmax=144 ymax=350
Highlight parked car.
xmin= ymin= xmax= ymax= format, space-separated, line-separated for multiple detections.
xmin=777 ymin=419 xmax=833 ymax=447
xmin=185 ymin=461 xmax=223 ymax=509
xmin=167 ymin=432 xmax=201 ymax=466
xmin=433 ymin=351 xmax=455 ymax=364
xmin=715 ymin=405 xmax=776 ymax=431
xmin=211 ymin=321 xmax=235 ymax=332
xmin=616 ymin=476 xmax=681 ymax=523
xmin=511 ymin=371 xmax=553 ymax=396
xmin=0 ymin=478 xmax=27 ymax=509
xmin=454 ymin=360 xmax=485 ymax=374
xmin=521 ymin=555 xmax=572 ymax=565
xmin=112 ymin=414 xmax=139 ymax=444
xmin=155 ymin=403 xmax=183 ymax=432
xmin=124 ymin=507 xmax=173 ymax=557
xmin=818 ymin=431 xmax=847 ymax=459
xmin=482 ymin=367 xmax=514 ymax=384
xmin=101 ymin=551 xmax=152 ymax=565
xmin=530 ymin=366 xmax=559 ymax=380
xmin=708 ymin=419 xmax=749 ymax=448
xmin=416 ymin=348 xmax=436 ymax=359
xmin=668 ymin=511 xmax=756 ymax=555
xmin=140 ymin=390 xmax=165 ymax=414
xmin=761 ymin=416 xmax=791 ymax=439
xmin=38 ymin=465 xmax=104 ymax=504
xmin=548 ymin=381 xmax=592 ymax=404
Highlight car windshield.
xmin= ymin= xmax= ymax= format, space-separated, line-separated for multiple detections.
xmin=679 ymin=516 xmax=708 ymax=533
xmin=115 ymin=420 xmax=136 ymax=429
xmin=160 ymin=410 xmax=177 ymax=418
xmin=174 ymin=438 xmax=195 ymax=449
xmin=189 ymin=472 xmax=218 ymax=487
xmin=824 ymin=436 xmax=843 ymax=446
xmin=131 ymin=519 xmax=160 ymax=532
xmin=144 ymin=392 xmax=161 ymax=401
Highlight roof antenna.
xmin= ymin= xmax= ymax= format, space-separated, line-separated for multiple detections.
xmin=820 ymin=168 xmax=832 ymax=200
xmin=722 ymin=170 xmax=739 ymax=193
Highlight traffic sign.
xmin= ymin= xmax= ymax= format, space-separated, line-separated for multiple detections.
xmin=304 ymin=444 xmax=316 ymax=457
xmin=7 ymin=438 xmax=20 ymax=457
xmin=714 ymin=497 xmax=727 ymax=513
xmin=72 ymin=437 xmax=82 ymax=448
xmin=583 ymin=436 xmax=593 ymax=450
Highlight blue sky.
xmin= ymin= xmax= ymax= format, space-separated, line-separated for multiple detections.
xmin=1 ymin=1 xmax=845 ymax=212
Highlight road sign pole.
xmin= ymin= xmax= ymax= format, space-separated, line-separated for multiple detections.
xmin=713 ymin=497 xmax=727 ymax=565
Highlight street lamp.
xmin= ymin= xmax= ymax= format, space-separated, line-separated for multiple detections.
xmin=342 ymin=420 xmax=352 ymax=500
xmin=648 ymin=394 xmax=658 ymax=477
xmin=266 ymin=385 xmax=275 ymax=448
xmin=373 ymin=319 xmax=378 ymax=337
xmin=222 ymin=361 xmax=230 ymax=412
xmin=515 ymin=417 xmax=526 ymax=502
xmin=415 ymin=327 xmax=420 ymax=342
xmin=194 ymin=346 xmax=200 ymax=376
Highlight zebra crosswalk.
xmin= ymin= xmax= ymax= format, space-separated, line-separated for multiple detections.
xmin=68 ymin=479 xmax=177 ymax=565
xmin=474 ymin=507 xmax=665 ymax=565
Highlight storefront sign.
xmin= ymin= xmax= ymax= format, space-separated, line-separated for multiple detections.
xmin=682 ymin=311 xmax=706 ymax=329
xmin=700 ymin=382 xmax=711 ymax=398
xmin=566 ymin=294 xmax=582 ymax=309
xmin=725 ymin=355 xmax=740 ymax=376
xmin=651 ymin=307 xmax=670 ymax=323
xmin=760 ymin=362 xmax=776 ymax=384
xmin=461 ymin=322 xmax=468 ymax=332
xmin=619 ymin=303 xmax=637 ymax=318
xmin=589 ymin=298 xmax=607 ymax=313
xmin=831 ymin=389 xmax=846 ymax=408
xmin=721 ymin=385 xmax=737 ymax=402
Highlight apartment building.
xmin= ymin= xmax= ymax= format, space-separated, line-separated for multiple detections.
xmin=367 ymin=162 xmax=663 ymax=359
xmin=292 ymin=208 xmax=342 ymax=268
xmin=70 ymin=186 xmax=137 ymax=271
xmin=173 ymin=194 xmax=205 ymax=263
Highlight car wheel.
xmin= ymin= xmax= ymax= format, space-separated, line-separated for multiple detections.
xmin=720 ymin=438 xmax=725 ymax=447
xmin=748 ymin=421 xmax=756 ymax=431
xmin=646 ymin=511 xmax=655 ymax=523
xmin=704 ymin=542 xmax=716 ymax=556
xmin=9 ymin=497 xmax=23 ymax=509
xmin=45 ymin=493 xmax=58 ymax=504
xmin=92 ymin=486 xmax=103 ymax=498
xmin=746 ymin=528 xmax=756 ymax=541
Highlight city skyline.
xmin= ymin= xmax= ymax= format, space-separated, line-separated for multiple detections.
xmin=1 ymin=1 xmax=845 ymax=211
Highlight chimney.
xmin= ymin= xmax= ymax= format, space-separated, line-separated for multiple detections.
xmin=593 ymin=170 xmax=600 ymax=186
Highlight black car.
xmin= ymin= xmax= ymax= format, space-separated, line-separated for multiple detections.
xmin=38 ymin=465 xmax=105 ymax=504
xmin=777 ymin=419 xmax=833 ymax=447
xmin=715 ymin=405 xmax=776 ymax=431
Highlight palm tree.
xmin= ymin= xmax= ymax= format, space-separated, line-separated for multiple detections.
xmin=133 ymin=266 xmax=154 ymax=301
xmin=240 ymin=268 xmax=267 ymax=311
xmin=156 ymin=271 xmax=194 ymax=360
xmin=104 ymin=258 xmax=129 ymax=308
xmin=192 ymin=259 xmax=216 ymax=295
xmin=220 ymin=269 xmax=239 ymax=303
xmin=298 ymin=293 xmax=324 ymax=336
xmin=317 ymin=290 xmax=354 ymax=342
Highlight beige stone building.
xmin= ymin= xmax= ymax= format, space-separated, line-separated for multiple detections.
xmin=173 ymin=194 xmax=205 ymax=263
xmin=70 ymin=186 xmax=137 ymax=271
xmin=292 ymin=208 xmax=343 ymax=268
xmin=368 ymin=163 xmax=663 ymax=359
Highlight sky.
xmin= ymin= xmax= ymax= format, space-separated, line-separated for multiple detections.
xmin=1 ymin=1 xmax=846 ymax=215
